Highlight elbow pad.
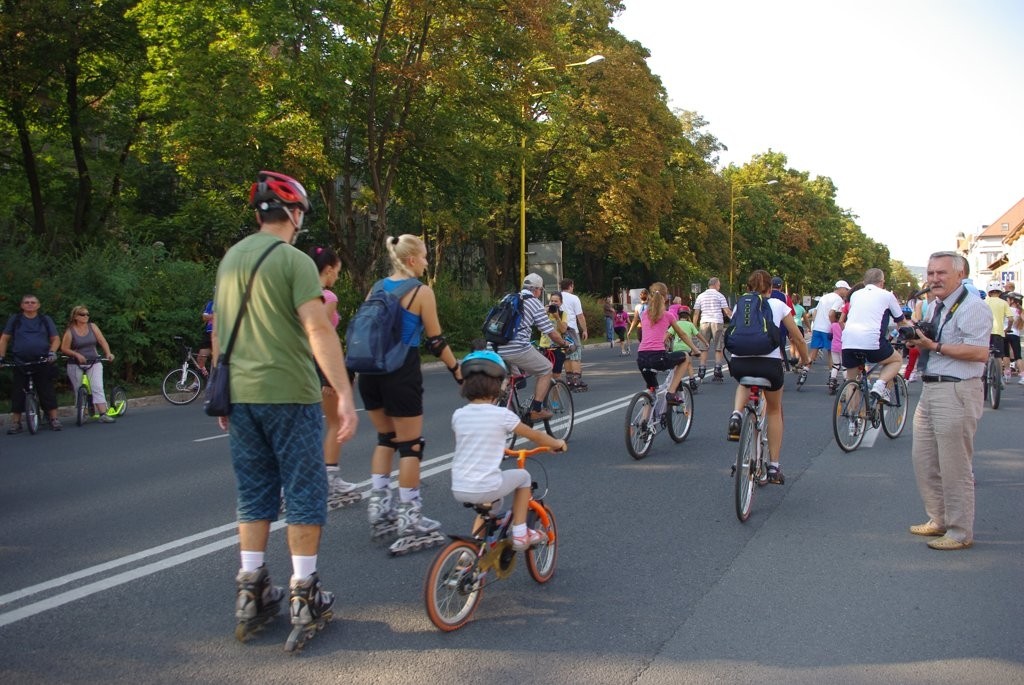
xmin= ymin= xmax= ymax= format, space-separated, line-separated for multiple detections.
xmin=425 ymin=334 xmax=448 ymax=358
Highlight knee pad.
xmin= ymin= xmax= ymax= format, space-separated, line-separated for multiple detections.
xmin=394 ymin=437 xmax=425 ymax=460
xmin=377 ymin=431 xmax=397 ymax=448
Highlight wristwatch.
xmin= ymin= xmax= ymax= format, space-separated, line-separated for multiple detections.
xmin=935 ymin=342 xmax=943 ymax=355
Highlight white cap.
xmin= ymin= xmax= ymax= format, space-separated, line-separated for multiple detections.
xmin=523 ymin=273 xmax=544 ymax=289
xmin=834 ymin=280 xmax=851 ymax=289
xmin=987 ymin=281 xmax=1003 ymax=292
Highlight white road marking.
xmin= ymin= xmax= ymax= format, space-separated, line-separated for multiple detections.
xmin=0 ymin=393 xmax=635 ymax=627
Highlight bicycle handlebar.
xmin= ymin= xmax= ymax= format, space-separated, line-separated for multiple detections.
xmin=1 ymin=355 xmax=53 ymax=368
xmin=503 ymin=444 xmax=566 ymax=467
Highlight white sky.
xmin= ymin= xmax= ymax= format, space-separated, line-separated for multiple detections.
xmin=613 ymin=0 xmax=1024 ymax=267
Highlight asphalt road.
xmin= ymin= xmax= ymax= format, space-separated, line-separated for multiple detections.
xmin=1 ymin=346 xmax=1021 ymax=684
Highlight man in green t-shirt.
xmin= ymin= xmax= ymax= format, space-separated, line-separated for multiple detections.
xmin=214 ymin=170 xmax=357 ymax=650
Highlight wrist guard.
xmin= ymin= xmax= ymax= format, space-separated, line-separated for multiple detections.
xmin=425 ymin=334 xmax=448 ymax=358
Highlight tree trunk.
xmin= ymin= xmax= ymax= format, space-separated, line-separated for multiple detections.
xmin=10 ymin=102 xmax=47 ymax=240
xmin=65 ymin=52 xmax=92 ymax=240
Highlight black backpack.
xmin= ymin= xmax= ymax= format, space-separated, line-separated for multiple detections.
xmin=724 ymin=293 xmax=781 ymax=356
xmin=344 ymin=278 xmax=421 ymax=374
xmin=482 ymin=292 xmax=532 ymax=347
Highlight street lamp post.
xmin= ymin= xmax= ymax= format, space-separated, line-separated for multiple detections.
xmin=520 ymin=55 xmax=604 ymax=285
xmin=729 ymin=178 xmax=778 ymax=296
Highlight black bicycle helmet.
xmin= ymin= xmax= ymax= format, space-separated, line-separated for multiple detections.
xmin=460 ymin=349 xmax=507 ymax=379
xmin=248 ymin=170 xmax=311 ymax=213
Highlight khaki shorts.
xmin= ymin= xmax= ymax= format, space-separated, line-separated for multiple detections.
xmin=498 ymin=345 xmax=553 ymax=379
xmin=700 ymin=322 xmax=725 ymax=352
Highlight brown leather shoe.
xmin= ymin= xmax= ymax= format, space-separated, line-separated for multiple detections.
xmin=927 ymin=535 xmax=972 ymax=550
xmin=909 ymin=522 xmax=946 ymax=537
xmin=528 ymin=408 xmax=553 ymax=422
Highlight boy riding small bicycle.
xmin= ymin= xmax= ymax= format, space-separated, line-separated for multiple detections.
xmin=450 ymin=349 xmax=567 ymax=551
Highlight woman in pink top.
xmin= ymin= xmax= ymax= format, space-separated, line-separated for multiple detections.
xmin=309 ymin=246 xmax=359 ymax=506
xmin=627 ymin=282 xmax=699 ymax=403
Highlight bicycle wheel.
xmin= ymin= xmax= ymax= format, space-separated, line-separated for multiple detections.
xmin=161 ymin=368 xmax=201 ymax=405
xmin=624 ymin=392 xmax=655 ymax=460
xmin=25 ymin=393 xmax=39 ymax=435
xmin=988 ymin=358 xmax=1001 ymax=410
xmin=543 ymin=379 xmax=574 ymax=442
xmin=423 ymin=540 xmax=483 ymax=632
xmin=110 ymin=386 xmax=128 ymax=417
xmin=833 ymin=381 xmax=866 ymax=452
xmin=76 ymin=385 xmax=89 ymax=426
xmin=882 ymin=375 xmax=909 ymax=438
xmin=667 ymin=383 xmax=694 ymax=443
xmin=526 ymin=503 xmax=558 ymax=584
xmin=734 ymin=411 xmax=757 ymax=522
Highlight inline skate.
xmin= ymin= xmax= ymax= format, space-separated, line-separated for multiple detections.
xmin=326 ymin=472 xmax=361 ymax=510
xmin=712 ymin=365 xmax=724 ymax=382
xmin=284 ymin=572 xmax=334 ymax=653
xmin=367 ymin=487 xmax=399 ymax=541
xmin=388 ymin=498 xmax=445 ymax=556
xmin=234 ymin=565 xmax=285 ymax=643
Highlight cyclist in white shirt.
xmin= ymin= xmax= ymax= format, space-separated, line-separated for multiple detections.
xmin=841 ymin=269 xmax=906 ymax=403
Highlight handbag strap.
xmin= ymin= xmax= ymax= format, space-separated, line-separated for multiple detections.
xmin=220 ymin=240 xmax=285 ymax=363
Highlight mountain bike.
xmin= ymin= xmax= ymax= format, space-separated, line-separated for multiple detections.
xmin=832 ymin=354 xmax=909 ymax=452
xmin=497 ymin=364 xmax=574 ymax=448
xmin=1 ymin=357 xmax=50 ymax=435
xmin=982 ymin=343 xmax=1002 ymax=410
xmin=731 ymin=376 xmax=772 ymax=522
xmin=67 ymin=358 xmax=127 ymax=426
xmin=624 ymin=368 xmax=693 ymax=460
xmin=162 ymin=336 xmax=208 ymax=405
xmin=423 ymin=446 xmax=558 ymax=632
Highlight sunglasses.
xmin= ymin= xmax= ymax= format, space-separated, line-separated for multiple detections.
xmin=77 ymin=312 xmax=90 ymax=317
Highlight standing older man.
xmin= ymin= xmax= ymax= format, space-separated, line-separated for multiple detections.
xmin=905 ymin=251 xmax=989 ymax=551
xmin=693 ymin=277 xmax=732 ymax=381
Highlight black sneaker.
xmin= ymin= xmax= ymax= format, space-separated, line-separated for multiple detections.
xmin=767 ymin=464 xmax=785 ymax=484
xmin=727 ymin=412 xmax=741 ymax=441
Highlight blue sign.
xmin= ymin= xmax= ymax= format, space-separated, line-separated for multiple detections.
xmin=1001 ymin=271 xmax=1016 ymax=283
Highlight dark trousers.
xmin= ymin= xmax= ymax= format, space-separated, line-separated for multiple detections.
xmin=11 ymin=362 xmax=58 ymax=413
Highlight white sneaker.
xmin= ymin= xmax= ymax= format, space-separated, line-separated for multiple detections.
xmin=870 ymin=381 xmax=891 ymax=404
xmin=1018 ymin=377 xmax=1024 ymax=386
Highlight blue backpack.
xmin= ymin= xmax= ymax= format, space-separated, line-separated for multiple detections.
xmin=724 ymin=292 xmax=781 ymax=356
xmin=482 ymin=291 xmax=531 ymax=348
xmin=344 ymin=278 xmax=421 ymax=374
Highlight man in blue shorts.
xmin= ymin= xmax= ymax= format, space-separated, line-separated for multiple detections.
xmin=808 ymin=280 xmax=850 ymax=369
xmin=214 ymin=170 xmax=358 ymax=647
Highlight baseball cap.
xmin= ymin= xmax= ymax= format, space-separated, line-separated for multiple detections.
xmin=680 ymin=305 xmax=692 ymax=313
xmin=523 ymin=273 xmax=544 ymax=289
xmin=771 ymin=277 xmax=783 ymax=287
xmin=834 ymin=280 xmax=851 ymax=289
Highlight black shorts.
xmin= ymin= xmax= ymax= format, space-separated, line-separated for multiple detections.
xmin=200 ymin=331 xmax=212 ymax=350
xmin=636 ymin=350 xmax=688 ymax=389
xmin=1005 ymin=334 xmax=1020 ymax=360
xmin=614 ymin=326 xmax=626 ymax=342
xmin=357 ymin=347 xmax=423 ymax=417
xmin=990 ymin=334 xmax=1004 ymax=358
xmin=727 ymin=356 xmax=785 ymax=391
xmin=841 ymin=341 xmax=896 ymax=369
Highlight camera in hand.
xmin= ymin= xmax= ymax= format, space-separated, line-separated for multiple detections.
xmin=548 ymin=304 xmax=559 ymax=314
xmin=897 ymin=320 xmax=935 ymax=342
